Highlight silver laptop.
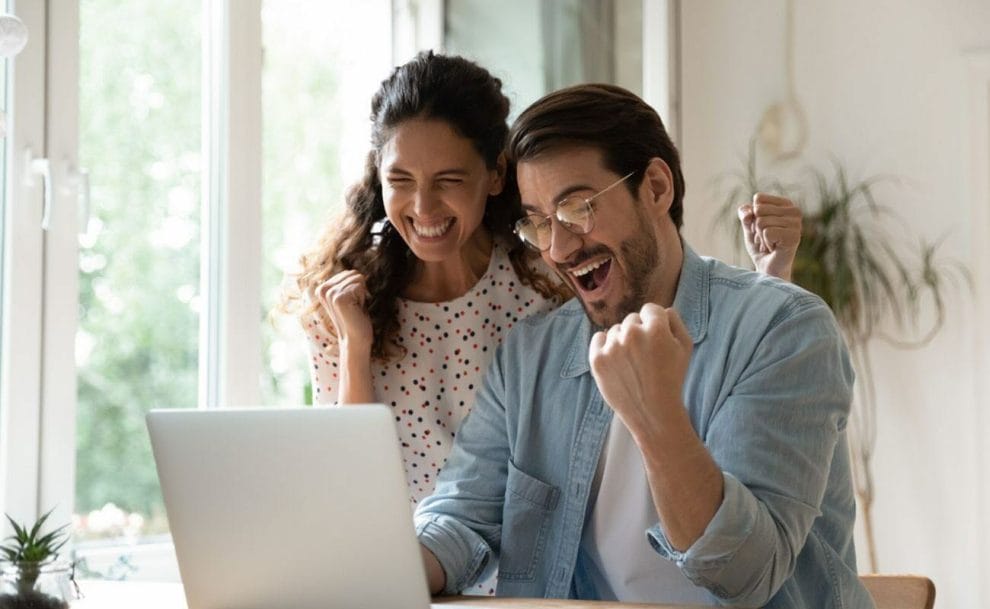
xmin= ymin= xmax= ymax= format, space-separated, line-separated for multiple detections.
xmin=147 ymin=406 xmax=431 ymax=609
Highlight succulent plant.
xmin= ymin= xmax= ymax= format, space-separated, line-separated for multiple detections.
xmin=1 ymin=510 xmax=69 ymax=565
xmin=0 ymin=509 xmax=70 ymax=606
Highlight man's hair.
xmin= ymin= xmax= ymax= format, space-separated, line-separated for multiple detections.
xmin=507 ymin=83 xmax=685 ymax=229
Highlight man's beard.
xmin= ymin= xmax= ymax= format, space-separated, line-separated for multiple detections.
xmin=583 ymin=231 xmax=659 ymax=331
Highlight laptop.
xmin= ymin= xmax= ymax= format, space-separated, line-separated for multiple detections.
xmin=147 ymin=406 xmax=432 ymax=609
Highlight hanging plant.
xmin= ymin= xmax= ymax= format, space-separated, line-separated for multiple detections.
xmin=714 ymin=140 xmax=971 ymax=571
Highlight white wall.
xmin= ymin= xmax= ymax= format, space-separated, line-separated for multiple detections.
xmin=678 ymin=2 xmax=989 ymax=608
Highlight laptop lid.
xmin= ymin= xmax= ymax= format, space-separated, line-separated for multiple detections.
xmin=147 ymin=406 xmax=431 ymax=609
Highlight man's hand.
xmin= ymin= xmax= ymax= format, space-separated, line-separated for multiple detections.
xmin=737 ymin=193 xmax=802 ymax=281
xmin=589 ymin=304 xmax=722 ymax=551
xmin=588 ymin=304 xmax=693 ymax=442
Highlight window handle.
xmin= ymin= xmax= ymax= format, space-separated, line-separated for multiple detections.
xmin=24 ymin=149 xmax=53 ymax=230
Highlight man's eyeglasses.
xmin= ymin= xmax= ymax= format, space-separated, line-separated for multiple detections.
xmin=513 ymin=172 xmax=636 ymax=252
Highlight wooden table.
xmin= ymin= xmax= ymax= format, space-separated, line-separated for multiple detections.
xmin=434 ymin=598 xmax=707 ymax=608
xmin=72 ymin=581 xmax=709 ymax=608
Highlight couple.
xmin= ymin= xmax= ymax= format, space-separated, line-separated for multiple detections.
xmin=282 ymin=51 xmax=873 ymax=608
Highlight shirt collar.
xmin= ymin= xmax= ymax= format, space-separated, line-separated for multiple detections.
xmin=560 ymin=242 xmax=709 ymax=379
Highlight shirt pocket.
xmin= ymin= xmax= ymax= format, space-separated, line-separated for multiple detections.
xmin=497 ymin=460 xmax=560 ymax=581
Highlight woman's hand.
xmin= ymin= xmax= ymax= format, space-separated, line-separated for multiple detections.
xmin=317 ymin=270 xmax=374 ymax=355
xmin=317 ymin=270 xmax=376 ymax=404
xmin=737 ymin=193 xmax=802 ymax=281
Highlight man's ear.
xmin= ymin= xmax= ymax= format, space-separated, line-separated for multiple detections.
xmin=489 ymin=152 xmax=508 ymax=196
xmin=643 ymin=157 xmax=674 ymax=215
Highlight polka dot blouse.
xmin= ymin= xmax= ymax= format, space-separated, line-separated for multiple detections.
xmin=304 ymin=241 xmax=560 ymax=593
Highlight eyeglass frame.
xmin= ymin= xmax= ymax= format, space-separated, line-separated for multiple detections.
xmin=513 ymin=171 xmax=637 ymax=252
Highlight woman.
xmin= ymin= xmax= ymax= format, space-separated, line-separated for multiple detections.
xmin=282 ymin=51 xmax=800 ymax=593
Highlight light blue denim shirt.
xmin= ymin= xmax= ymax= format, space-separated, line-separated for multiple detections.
xmin=415 ymin=245 xmax=874 ymax=609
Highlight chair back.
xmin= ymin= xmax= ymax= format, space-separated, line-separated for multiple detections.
xmin=860 ymin=574 xmax=936 ymax=609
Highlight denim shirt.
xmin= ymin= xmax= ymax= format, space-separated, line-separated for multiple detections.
xmin=415 ymin=245 xmax=875 ymax=609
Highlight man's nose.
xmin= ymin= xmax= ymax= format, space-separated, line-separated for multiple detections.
xmin=546 ymin=217 xmax=582 ymax=264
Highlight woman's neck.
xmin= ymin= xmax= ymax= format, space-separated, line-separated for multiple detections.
xmin=403 ymin=229 xmax=494 ymax=303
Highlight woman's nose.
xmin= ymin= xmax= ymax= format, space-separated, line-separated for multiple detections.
xmin=413 ymin=185 xmax=441 ymax=216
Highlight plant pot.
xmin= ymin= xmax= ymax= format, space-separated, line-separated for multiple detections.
xmin=0 ymin=560 xmax=78 ymax=609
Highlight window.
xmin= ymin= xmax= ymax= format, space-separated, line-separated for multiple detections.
xmin=71 ymin=0 xmax=202 ymax=579
xmin=445 ymin=0 xmax=643 ymax=118
xmin=70 ymin=0 xmax=393 ymax=578
xmin=0 ymin=0 xmax=50 ymax=524
xmin=260 ymin=0 xmax=391 ymax=406
xmin=0 ymin=0 xmax=673 ymax=582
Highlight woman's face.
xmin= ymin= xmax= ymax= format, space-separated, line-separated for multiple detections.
xmin=379 ymin=118 xmax=504 ymax=263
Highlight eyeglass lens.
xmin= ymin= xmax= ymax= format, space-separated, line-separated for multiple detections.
xmin=517 ymin=197 xmax=593 ymax=250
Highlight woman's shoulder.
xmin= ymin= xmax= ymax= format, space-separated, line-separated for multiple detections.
xmin=490 ymin=239 xmax=558 ymax=284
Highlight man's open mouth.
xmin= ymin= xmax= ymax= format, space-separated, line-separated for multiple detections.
xmin=570 ymin=257 xmax=612 ymax=292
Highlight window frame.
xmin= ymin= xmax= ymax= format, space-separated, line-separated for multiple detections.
xmin=0 ymin=0 xmax=57 ymax=525
xmin=200 ymin=0 xmax=262 ymax=409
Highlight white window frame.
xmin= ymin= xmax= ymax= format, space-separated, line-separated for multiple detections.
xmin=38 ymin=0 xmax=81 ymax=532
xmin=0 ymin=0 xmax=77 ymax=527
xmin=642 ymin=0 xmax=680 ymax=145
xmin=391 ymin=0 xmax=443 ymax=62
xmin=200 ymin=0 xmax=262 ymax=409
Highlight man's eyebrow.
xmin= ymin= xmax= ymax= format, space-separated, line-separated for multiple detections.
xmin=552 ymin=184 xmax=595 ymax=202
xmin=522 ymin=184 xmax=596 ymax=212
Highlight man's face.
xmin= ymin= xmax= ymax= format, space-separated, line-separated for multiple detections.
xmin=516 ymin=147 xmax=677 ymax=329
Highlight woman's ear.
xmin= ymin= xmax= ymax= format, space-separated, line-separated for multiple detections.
xmin=643 ymin=157 xmax=674 ymax=215
xmin=489 ymin=152 xmax=508 ymax=196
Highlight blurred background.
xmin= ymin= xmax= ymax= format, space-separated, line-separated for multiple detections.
xmin=0 ymin=1 xmax=987 ymax=608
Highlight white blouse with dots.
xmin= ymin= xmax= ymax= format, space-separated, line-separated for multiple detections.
xmin=304 ymin=241 xmax=559 ymax=593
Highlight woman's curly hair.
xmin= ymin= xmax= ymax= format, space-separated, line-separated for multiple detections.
xmin=279 ymin=51 xmax=568 ymax=359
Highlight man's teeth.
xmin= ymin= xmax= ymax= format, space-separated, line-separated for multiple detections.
xmin=571 ymin=258 xmax=610 ymax=278
xmin=413 ymin=219 xmax=453 ymax=238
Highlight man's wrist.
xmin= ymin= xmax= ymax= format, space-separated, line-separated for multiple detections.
xmin=420 ymin=545 xmax=446 ymax=595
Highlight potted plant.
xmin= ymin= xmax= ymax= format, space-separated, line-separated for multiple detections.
xmin=0 ymin=509 xmax=77 ymax=609
xmin=715 ymin=141 xmax=970 ymax=571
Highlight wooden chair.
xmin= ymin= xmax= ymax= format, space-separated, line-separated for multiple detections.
xmin=860 ymin=574 xmax=936 ymax=609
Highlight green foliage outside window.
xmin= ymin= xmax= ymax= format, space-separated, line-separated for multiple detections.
xmin=75 ymin=0 xmax=348 ymax=541
xmin=76 ymin=0 xmax=202 ymax=528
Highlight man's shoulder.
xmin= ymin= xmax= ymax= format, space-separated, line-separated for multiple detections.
xmin=502 ymin=298 xmax=585 ymax=346
xmin=520 ymin=296 xmax=584 ymax=324
xmin=683 ymin=255 xmax=843 ymax=348
xmin=703 ymin=256 xmax=829 ymax=317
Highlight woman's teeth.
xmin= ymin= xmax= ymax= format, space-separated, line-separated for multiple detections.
xmin=413 ymin=218 xmax=454 ymax=238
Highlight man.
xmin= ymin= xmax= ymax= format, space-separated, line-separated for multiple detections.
xmin=415 ymin=84 xmax=873 ymax=608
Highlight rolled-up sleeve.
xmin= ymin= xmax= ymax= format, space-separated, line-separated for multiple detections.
xmin=648 ymin=298 xmax=854 ymax=607
xmin=417 ymin=514 xmax=494 ymax=595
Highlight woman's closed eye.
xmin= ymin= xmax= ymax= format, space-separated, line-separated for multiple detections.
xmin=435 ymin=177 xmax=465 ymax=188
xmin=386 ymin=176 xmax=414 ymax=189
